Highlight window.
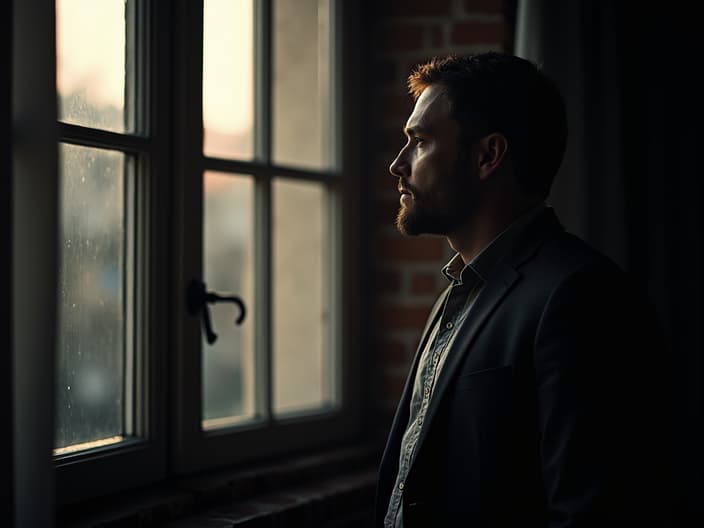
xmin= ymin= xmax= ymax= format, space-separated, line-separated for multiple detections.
xmin=172 ymin=0 xmax=356 ymax=474
xmin=47 ymin=0 xmax=360 ymax=504
xmin=55 ymin=0 xmax=137 ymax=455
xmin=53 ymin=0 xmax=166 ymax=504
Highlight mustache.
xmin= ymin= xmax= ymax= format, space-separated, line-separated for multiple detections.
xmin=397 ymin=179 xmax=420 ymax=196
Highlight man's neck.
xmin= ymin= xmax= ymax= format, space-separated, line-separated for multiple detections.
xmin=447 ymin=200 xmax=544 ymax=265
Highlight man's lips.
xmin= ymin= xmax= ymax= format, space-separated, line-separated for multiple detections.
xmin=398 ymin=186 xmax=413 ymax=206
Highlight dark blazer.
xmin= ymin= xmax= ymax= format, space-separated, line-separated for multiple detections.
xmin=375 ymin=209 xmax=671 ymax=527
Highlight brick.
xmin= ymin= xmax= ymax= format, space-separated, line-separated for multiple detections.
xmin=373 ymin=178 xmax=398 ymax=199
xmin=376 ymin=235 xmax=446 ymax=261
xmin=378 ymin=304 xmax=430 ymax=330
xmin=374 ymin=269 xmax=402 ymax=293
xmin=410 ymin=272 xmax=439 ymax=295
xmin=380 ymin=126 xmax=407 ymax=156
xmin=382 ymin=372 xmax=407 ymax=401
xmin=381 ymin=93 xmax=414 ymax=120
xmin=375 ymin=203 xmax=398 ymax=227
xmin=381 ymin=24 xmax=425 ymax=53
xmin=451 ymin=21 xmax=505 ymax=45
xmin=373 ymin=58 xmax=399 ymax=84
xmin=430 ymin=25 xmax=445 ymax=48
xmin=464 ymin=0 xmax=505 ymax=13
xmin=373 ymin=149 xmax=397 ymax=171
xmin=370 ymin=158 xmax=401 ymax=190
xmin=380 ymin=340 xmax=407 ymax=364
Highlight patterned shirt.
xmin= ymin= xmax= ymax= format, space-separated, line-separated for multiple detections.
xmin=384 ymin=204 xmax=547 ymax=528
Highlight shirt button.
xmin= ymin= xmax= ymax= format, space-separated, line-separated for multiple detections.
xmin=446 ymin=321 xmax=454 ymax=329
xmin=417 ymin=416 xmax=423 ymax=425
xmin=399 ymin=482 xmax=405 ymax=490
xmin=424 ymin=386 xmax=430 ymax=396
xmin=433 ymin=354 xmax=439 ymax=364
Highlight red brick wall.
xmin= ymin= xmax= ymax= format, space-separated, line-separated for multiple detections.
xmin=368 ymin=0 xmax=512 ymax=424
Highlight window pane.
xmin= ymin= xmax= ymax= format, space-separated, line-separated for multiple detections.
xmin=203 ymin=0 xmax=254 ymax=160
xmin=272 ymin=178 xmax=333 ymax=414
xmin=55 ymin=144 xmax=131 ymax=454
xmin=273 ymin=0 xmax=331 ymax=170
xmin=56 ymin=0 xmax=127 ymax=132
xmin=203 ymin=173 xmax=256 ymax=428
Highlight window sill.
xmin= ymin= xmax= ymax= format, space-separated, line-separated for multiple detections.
xmin=58 ymin=445 xmax=378 ymax=527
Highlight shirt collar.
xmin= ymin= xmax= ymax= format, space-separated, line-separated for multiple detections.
xmin=442 ymin=202 xmax=547 ymax=284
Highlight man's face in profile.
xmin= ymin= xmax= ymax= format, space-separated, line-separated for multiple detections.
xmin=390 ymin=84 xmax=478 ymax=237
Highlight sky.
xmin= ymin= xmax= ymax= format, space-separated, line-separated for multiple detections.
xmin=56 ymin=0 xmax=254 ymax=136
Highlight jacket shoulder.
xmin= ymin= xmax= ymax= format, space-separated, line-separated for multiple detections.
xmin=526 ymin=230 xmax=627 ymax=284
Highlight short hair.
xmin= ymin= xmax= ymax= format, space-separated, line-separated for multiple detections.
xmin=408 ymin=52 xmax=567 ymax=199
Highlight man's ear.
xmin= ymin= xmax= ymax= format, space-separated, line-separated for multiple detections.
xmin=477 ymin=133 xmax=508 ymax=181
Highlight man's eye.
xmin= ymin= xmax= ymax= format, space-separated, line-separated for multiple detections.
xmin=412 ymin=136 xmax=425 ymax=146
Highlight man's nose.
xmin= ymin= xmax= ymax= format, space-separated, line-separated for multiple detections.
xmin=389 ymin=148 xmax=409 ymax=179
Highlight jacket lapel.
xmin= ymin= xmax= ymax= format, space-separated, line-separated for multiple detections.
xmin=411 ymin=263 xmax=520 ymax=457
xmin=410 ymin=208 xmax=565 ymax=461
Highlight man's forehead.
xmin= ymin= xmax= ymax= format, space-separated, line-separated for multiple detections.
xmin=405 ymin=84 xmax=451 ymax=130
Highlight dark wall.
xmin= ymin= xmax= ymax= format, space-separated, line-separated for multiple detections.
xmin=618 ymin=6 xmax=703 ymax=521
xmin=515 ymin=1 xmax=703 ymax=520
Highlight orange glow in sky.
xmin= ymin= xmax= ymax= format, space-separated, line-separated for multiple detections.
xmin=203 ymin=0 xmax=254 ymax=135
xmin=57 ymin=0 xmax=254 ymax=135
xmin=56 ymin=0 xmax=126 ymax=110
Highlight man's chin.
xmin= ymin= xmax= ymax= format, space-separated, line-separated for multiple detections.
xmin=395 ymin=208 xmax=429 ymax=236
xmin=395 ymin=207 xmax=459 ymax=237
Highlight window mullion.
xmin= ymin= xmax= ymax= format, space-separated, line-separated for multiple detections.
xmin=254 ymin=0 xmax=272 ymax=164
xmin=58 ymin=123 xmax=152 ymax=154
xmin=203 ymin=156 xmax=337 ymax=182
xmin=254 ymin=0 xmax=273 ymax=422
xmin=125 ymin=0 xmax=137 ymax=132
xmin=329 ymin=0 xmax=342 ymax=171
xmin=171 ymin=0 xmax=205 ymax=466
xmin=254 ymin=174 xmax=273 ymax=423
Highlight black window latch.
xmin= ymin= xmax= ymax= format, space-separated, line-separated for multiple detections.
xmin=186 ymin=279 xmax=246 ymax=345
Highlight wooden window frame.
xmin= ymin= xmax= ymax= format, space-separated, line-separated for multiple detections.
xmin=171 ymin=0 xmax=362 ymax=474
xmin=52 ymin=0 xmax=170 ymax=505
xmin=11 ymin=0 xmax=363 ymax=511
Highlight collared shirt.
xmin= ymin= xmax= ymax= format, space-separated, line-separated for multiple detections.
xmin=384 ymin=204 xmax=547 ymax=528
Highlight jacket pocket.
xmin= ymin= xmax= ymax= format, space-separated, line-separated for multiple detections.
xmin=453 ymin=364 xmax=512 ymax=393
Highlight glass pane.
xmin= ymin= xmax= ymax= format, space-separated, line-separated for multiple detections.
xmin=55 ymin=144 xmax=131 ymax=454
xmin=273 ymin=178 xmax=333 ymax=414
xmin=56 ymin=0 xmax=128 ymax=132
xmin=203 ymin=0 xmax=255 ymax=160
xmin=203 ymin=172 xmax=256 ymax=428
xmin=273 ymin=0 xmax=331 ymax=169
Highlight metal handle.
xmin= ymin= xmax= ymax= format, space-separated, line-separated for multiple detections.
xmin=187 ymin=279 xmax=246 ymax=345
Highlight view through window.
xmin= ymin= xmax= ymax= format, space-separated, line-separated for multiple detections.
xmin=200 ymin=0 xmax=337 ymax=430
xmin=54 ymin=0 xmax=343 ymax=473
xmin=55 ymin=0 xmax=134 ymax=455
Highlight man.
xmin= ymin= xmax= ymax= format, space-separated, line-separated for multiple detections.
xmin=375 ymin=53 xmax=670 ymax=527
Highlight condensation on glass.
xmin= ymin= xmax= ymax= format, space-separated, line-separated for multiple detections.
xmin=56 ymin=0 xmax=128 ymax=132
xmin=273 ymin=0 xmax=331 ymax=170
xmin=202 ymin=172 xmax=256 ymax=428
xmin=203 ymin=0 xmax=255 ymax=160
xmin=272 ymin=178 xmax=334 ymax=414
xmin=55 ymin=144 xmax=131 ymax=454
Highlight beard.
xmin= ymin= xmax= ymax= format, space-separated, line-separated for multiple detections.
xmin=396 ymin=156 xmax=476 ymax=236
xmin=395 ymin=192 xmax=467 ymax=235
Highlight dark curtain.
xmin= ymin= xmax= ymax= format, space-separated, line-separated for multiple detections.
xmin=516 ymin=0 xmax=703 ymax=522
